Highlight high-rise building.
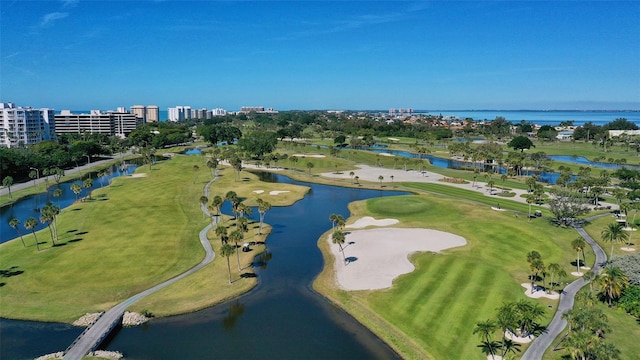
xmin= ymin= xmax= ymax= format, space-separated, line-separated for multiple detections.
xmin=167 ymin=106 xmax=192 ymax=121
xmin=146 ymin=105 xmax=159 ymax=122
xmin=0 ymin=102 xmax=56 ymax=148
xmin=131 ymin=105 xmax=146 ymax=123
xmin=55 ymin=108 xmax=141 ymax=138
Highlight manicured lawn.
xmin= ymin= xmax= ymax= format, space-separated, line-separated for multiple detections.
xmin=0 ymin=155 xmax=308 ymax=322
xmin=315 ymin=193 xmax=580 ymax=359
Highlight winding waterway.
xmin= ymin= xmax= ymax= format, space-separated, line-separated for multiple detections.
xmin=1 ymin=172 xmax=407 ymax=359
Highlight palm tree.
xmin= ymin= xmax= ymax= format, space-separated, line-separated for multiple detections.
xmin=526 ymin=251 xmax=542 ymax=292
xmin=211 ymin=195 xmax=223 ymax=223
xmin=257 ymin=199 xmax=271 ymax=235
xmin=601 ymin=222 xmax=629 ymax=259
xmin=83 ymin=178 xmax=93 ymax=200
xmin=71 ymin=183 xmax=82 ymax=201
xmin=329 ymin=213 xmax=344 ymax=231
xmin=199 ymin=196 xmax=208 ymax=219
xmin=3 ymin=176 xmax=13 ymax=199
xmin=9 ymin=218 xmax=26 ymax=247
xmin=306 ymin=161 xmax=314 ymax=174
xmin=597 ymin=266 xmax=628 ymax=306
xmin=546 ymin=263 xmax=565 ymax=293
xmin=225 ymin=191 xmax=240 ymax=221
xmin=24 ymin=217 xmax=40 ymax=251
xmin=220 ymin=243 xmax=236 ymax=284
xmin=526 ymin=194 xmax=536 ymax=221
xmin=473 ymin=320 xmax=499 ymax=358
xmin=571 ymin=237 xmax=587 ymax=273
xmin=378 ymin=175 xmax=384 ymax=187
xmin=215 ymin=224 xmax=228 ymax=244
xmin=206 ymin=158 xmax=218 ymax=179
xmin=39 ymin=203 xmax=58 ymax=246
xmin=349 ymin=171 xmax=355 ymax=184
xmin=229 ymin=228 xmax=244 ymax=271
xmin=332 ymin=230 xmax=347 ymax=264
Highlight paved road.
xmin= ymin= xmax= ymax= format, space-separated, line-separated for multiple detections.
xmin=63 ymin=177 xmax=217 ymax=359
xmin=521 ymin=216 xmax=608 ymax=360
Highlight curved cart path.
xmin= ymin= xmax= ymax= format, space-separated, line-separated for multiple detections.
xmin=521 ymin=215 xmax=608 ymax=360
xmin=64 ymin=177 xmax=217 ymax=360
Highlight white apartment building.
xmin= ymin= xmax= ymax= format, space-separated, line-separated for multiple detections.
xmin=211 ymin=108 xmax=227 ymax=116
xmin=0 ymin=102 xmax=56 ymax=148
xmin=168 ymin=106 xmax=193 ymax=122
xmin=55 ymin=109 xmax=141 ymax=138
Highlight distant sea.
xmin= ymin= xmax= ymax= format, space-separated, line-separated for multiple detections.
xmin=74 ymin=109 xmax=640 ymax=127
xmin=414 ymin=110 xmax=640 ymax=126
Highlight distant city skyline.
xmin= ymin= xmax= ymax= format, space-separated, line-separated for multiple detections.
xmin=2 ymin=1 xmax=639 ymax=110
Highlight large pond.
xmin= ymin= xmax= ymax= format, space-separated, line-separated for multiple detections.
xmin=1 ymin=164 xmax=139 ymax=244
xmin=1 ymin=172 xmax=408 ymax=359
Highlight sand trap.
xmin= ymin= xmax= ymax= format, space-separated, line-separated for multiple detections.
xmin=487 ymin=356 xmax=503 ymax=360
xmin=129 ymin=173 xmax=147 ymax=178
xmin=346 ymin=217 xmax=399 ymax=229
xmin=291 ymin=154 xmax=326 ymax=158
xmin=491 ymin=207 xmax=506 ymax=211
xmin=571 ymin=271 xmax=584 ymax=276
xmin=269 ymin=190 xmax=290 ymax=195
xmin=621 ymin=247 xmax=637 ymax=252
xmin=505 ymin=330 xmax=534 ymax=343
xmin=378 ymin=152 xmax=395 ymax=157
xmin=520 ymin=283 xmax=559 ymax=299
xmin=329 ymin=228 xmax=466 ymax=290
xmin=253 ymin=190 xmax=264 ymax=194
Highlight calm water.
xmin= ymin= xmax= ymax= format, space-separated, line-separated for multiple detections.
xmin=1 ymin=172 xmax=407 ymax=360
xmin=418 ymin=110 xmax=640 ymax=126
xmin=113 ymin=110 xmax=640 ymax=126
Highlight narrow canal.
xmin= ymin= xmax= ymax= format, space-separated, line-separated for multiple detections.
xmin=1 ymin=171 xmax=408 ymax=359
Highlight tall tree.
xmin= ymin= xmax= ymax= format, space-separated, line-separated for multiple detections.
xmin=220 ymin=243 xmax=236 ymax=284
xmin=597 ymin=266 xmax=629 ymax=306
xmin=83 ymin=178 xmax=93 ymax=200
xmin=24 ymin=217 xmax=40 ymax=251
xmin=2 ymin=176 xmax=13 ymax=199
xmin=9 ymin=218 xmax=26 ymax=247
xmin=332 ymin=230 xmax=347 ymax=265
xmin=257 ymin=199 xmax=271 ymax=235
xmin=473 ymin=320 xmax=499 ymax=358
xmin=601 ymin=222 xmax=629 ymax=259
xmin=215 ymin=224 xmax=228 ymax=244
xmin=571 ymin=237 xmax=587 ymax=274
xmin=229 ymin=228 xmax=244 ymax=271
xmin=70 ymin=183 xmax=82 ymax=201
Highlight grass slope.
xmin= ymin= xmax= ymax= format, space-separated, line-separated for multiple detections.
xmin=315 ymin=194 xmax=580 ymax=359
xmin=0 ymin=155 xmax=308 ymax=322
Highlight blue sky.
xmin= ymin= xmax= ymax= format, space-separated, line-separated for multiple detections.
xmin=1 ymin=1 xmax=639 ymax=111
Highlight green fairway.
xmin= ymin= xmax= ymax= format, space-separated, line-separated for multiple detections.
xmin=0 ymin=155 xmax=308 ymax=322
xmin=315 ymin=193 xmax=580 ymax=359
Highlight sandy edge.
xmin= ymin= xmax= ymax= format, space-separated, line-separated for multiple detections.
xmin=328 ymin=225 xmax=466 ymax=291
xmin=520 ymin=283 xmax=560 ymax=299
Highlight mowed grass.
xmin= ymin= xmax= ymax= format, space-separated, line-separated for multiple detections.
xmin=0 ymin=155 xmax=308 ymax=322
xmin=315 ymin=193 xmax=580 ymax=359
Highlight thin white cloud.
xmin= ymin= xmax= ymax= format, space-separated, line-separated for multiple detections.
xmin=39 ymin=12 xmax=69 ymax=28
xmin=61 ymin=0 xmax=79 ymax=8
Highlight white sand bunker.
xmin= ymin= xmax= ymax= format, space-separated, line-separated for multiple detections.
xmin=505 ymin=330 xmax=534 ymax=343
xmin=253 ymin=190 xmax=265 ymax=194
xmin=129 ymin=173 xmax=147 ymax=178
xmin=291 ymin=154 xmax=326 ymax=158
xmin=378 ymin=152 xmax=395 ymax=157
xmin=520 ymin=283 xmax=559 ymax=300
xmin=346 ymin=216 xmax=399 ymax=229
xmin=621 ymin=247 xmax=637 ymax=252
xmin=269 ymin=190 xmax=290 ymax=195
xmin=329 ymin=228 xmax=466 ymax=290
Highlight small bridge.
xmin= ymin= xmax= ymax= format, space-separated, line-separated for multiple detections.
xmin=63 ymin=178 xmax=218 ymax=359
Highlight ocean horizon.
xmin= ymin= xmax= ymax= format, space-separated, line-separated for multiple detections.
xmin=66 ymin=109 xmax=640 ymax=127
